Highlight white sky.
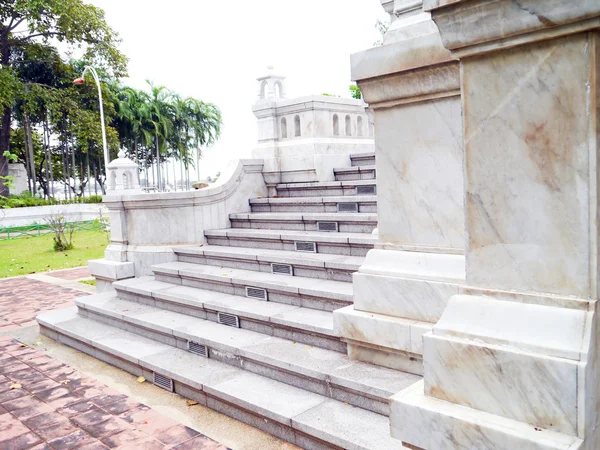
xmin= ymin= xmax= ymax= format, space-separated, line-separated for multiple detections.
xmin=88 ymin=0 xmax=386 ymax=180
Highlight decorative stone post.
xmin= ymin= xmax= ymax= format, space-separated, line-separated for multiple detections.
xmin=106 ymin=149 xmax=141 ymax=192
xmin=391 ymin=1 xmax=600 ymax=449
xmin=333 ymin=0 xmax=465 ymax=375
xmin=88 ymin=150 xmax=140 ymax=292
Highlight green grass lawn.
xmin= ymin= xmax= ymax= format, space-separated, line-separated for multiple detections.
xmin=0 ymin=229 xmax=109 ymax=278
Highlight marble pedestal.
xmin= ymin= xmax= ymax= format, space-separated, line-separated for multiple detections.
xmin=334 ymin=4 xmax=465 ymax=374
xmin=391 ymin=1 xmax=600 ymax=449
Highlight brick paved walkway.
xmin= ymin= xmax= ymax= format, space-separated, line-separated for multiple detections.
xmin=0 ymin=336 xmax=228 ymax=449
xmin=46 ymin=268 xmax=90 ymax=281
xmin=0 ymin=268 xmax=92 ymax=332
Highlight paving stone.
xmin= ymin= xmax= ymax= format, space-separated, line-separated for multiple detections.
xmin=0 ymin=388 xmax=28 ymax=403
xmin=34 ymin=418 xmax=80 ymax=441
xmin=29 ymin=443 xmax=53 ymax=450
xmin=56 ymin=400 xmax=102 ymax=418
xmin=2 ymin=393 xmax=45 ymax=412
xmin=115 ymin=436 xmax=166 ymax=450
xmin=7 ymin=402 xmax=55 ymax=421
xmin=0 ymin=413 xmax=31 ymax=439
xmin=171 ymin=435 xmax=228 ymax=449
xmin=99 ymin=427 xmax=148 ymax=448
xmin=48 ymin=429 xmax=98 ymax=449
xmin=22 ymin=378 xmax=62 ymax=394
xmin=100 ymin=398 xmax=144 ymax=416
xmin=153 ymin=425 xmax=200 ymax=446
xmin=22 ymin=411 xmax=66 ymax=430
xmin=70 ymin=408 xmax=112 ymax=428
xmin=0 ymin=430 xmax=43 ymax=449
xmin=79 ymin=415 xmax=131 ymax=439
xmin=34 ymin=386 xmax=72 ymax=403
xmin=118 ymin=407 xmax=179 ymax=436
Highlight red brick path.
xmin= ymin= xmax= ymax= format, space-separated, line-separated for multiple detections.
xmin=0 ymin=278 xmax=85 ymax=332
xmin=0 ymin=336 xmax=228 ymax=449
xmin=46 ymin=268 xmax=90 ymax=281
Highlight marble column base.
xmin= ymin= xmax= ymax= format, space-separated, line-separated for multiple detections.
xmin=391 ymin=291 xmax=599 ymax=450
xmin=391 ymin=381 xmax=584 ymax=450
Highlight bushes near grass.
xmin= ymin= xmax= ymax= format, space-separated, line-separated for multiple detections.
xmin=0 ymin=193 xmax=103 ymax=209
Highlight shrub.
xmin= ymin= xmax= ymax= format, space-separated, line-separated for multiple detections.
xmin=44 ymin=213 xmax=76 ymax=252
xmin=0 ymin=194 xmax=104 ymax=209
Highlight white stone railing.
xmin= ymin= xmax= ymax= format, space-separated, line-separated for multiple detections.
xmin=89 ymin=158 xmax=266 ymax=291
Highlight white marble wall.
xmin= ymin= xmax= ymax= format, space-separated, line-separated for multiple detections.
xmin=464 ymin=33 xmax=595 ymax=298
xmin=376 ymin=96 xmax=463 ymax=250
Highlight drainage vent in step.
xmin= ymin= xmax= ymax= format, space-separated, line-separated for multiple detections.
xmin=188 ymin=341 xmax=209 ymax=358
xmin=272 ymin=263 xmax=293 ymax=276
xmin=317 ymin=221 xmax=338 ymax=232
xmin=356 ymin=185 xmax=376 ymax=195
xmin=295 ymin=241 xmax=317 ymax=253
xmin=217 ymin=312 xmax=240 ymax=328
xmin=338 ymin=202 xmax=359 ymax=213
xmin=246 ymin=286 xmax=268 ymax=301
xmin=153 ymin=373 xmax=174 ymax=392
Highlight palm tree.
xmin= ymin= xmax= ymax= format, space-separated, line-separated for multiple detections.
xmin=145 ymin=81 xmax=172 ymax=191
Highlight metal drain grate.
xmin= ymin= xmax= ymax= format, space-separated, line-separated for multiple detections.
xmin=356 ymin=185 xmax=376 ymax=195
xmin=153 ymin=372 xmax=174 ymax=392
xmin=271 ymin=263 xmax=293 ymax=276
xmin=246 ymin=286 xmax=268 ymax=300
xmin=317 ymin=221 xmax=338 ymax=232
xmin=338 ymin=202 xmax=359 ymax=213
xmin=295 ymin=241 xmax=317 ymax=253
xmin=217 ymin=312 xmax=240 ymax=328
xmin=188 ymin=341 xmax=209 ymax=358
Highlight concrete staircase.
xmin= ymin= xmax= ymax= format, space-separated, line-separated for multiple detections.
xmin=38 ymin=152 xmax=420 ymax=450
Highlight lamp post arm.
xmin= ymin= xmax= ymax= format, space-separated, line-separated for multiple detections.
xmin=83 ymin=66 xmax=110 ymax=172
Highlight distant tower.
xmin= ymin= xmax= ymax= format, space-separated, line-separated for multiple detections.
xmin=256 ymin=66 xmax=286 ymax=101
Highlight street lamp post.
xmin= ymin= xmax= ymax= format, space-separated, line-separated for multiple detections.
xmin=73 ymin=66 xmax=109 ymax=172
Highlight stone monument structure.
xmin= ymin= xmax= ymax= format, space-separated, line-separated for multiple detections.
xmin=253 ymin=67 xmax=374 ymax=195
xmin=37 ymin=1 xmax=600 ymax=448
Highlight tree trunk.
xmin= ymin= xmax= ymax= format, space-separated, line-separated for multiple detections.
xmin=70 ymin=133 xmax=76 ymax=197
xmin=0 ymin=38 xmax=11 ymax=196
xmin=24 ymin=116 xmax=37 ymax=196
xmin=155 ymin=134 xmax=161 ymax=191
xmin=0 ymin=107 xmax=11 ymax=197
xmin=93 ymin=162 xmax=98 ymax=195
xmin=23 ymin=125 xmax=32 ymax=194
xmin=86 ymin=151 xmax=91 ymax=197
xmin=44 ymin=119 xmax=54 ymax=199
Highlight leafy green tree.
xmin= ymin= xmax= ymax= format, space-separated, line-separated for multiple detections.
xmin=0 ymin=0 xmax=127 ymax=196
xmin=349 ymin=84 xmax=362 ymax=100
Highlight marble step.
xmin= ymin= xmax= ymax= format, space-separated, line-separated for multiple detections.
xmin=275 ymin=179 xmax=377 ymax=198
xmin=204 ymin=228 xmax=376 ymax=257
xmin=229 ymin=212 xmax=378 ymax=233
xmin=38 ymin=308 xmax=413 ymax=449
xmin=350 ymin=152 xmax=376 ymax=167
xmin=151 ymin=261 xmax=353 ymax=311
xmin=112 ymin=277 xmax=345 ymax=352
xmin=334 ymin=165 xmax=376 ymax=181
xmin=249 ymin=195 xmax=377 ymax=213
xmin=173 ymin=245 xmax=364 ymax=282
xmin=69 ymin=296 xmax=420 ymax=417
